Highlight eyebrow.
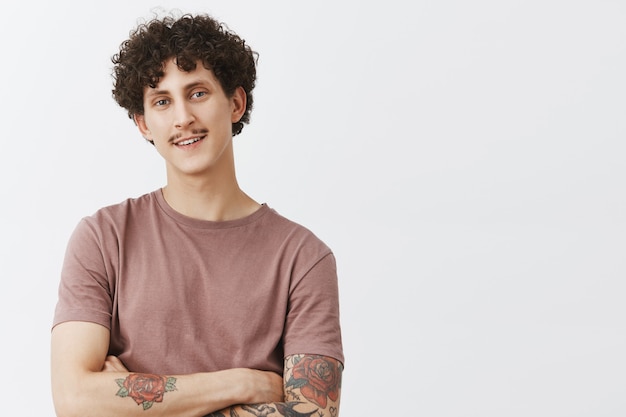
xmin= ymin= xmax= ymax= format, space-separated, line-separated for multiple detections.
xmin=145 ymin=80 xmax=209 ymax=98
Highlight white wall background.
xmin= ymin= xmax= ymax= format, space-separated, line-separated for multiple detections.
xmin=1 ymin=0 xmax=624 ymax=415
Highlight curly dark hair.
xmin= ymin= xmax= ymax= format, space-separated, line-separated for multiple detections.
xmin=111 ymin=13 xmax=258 ymax=136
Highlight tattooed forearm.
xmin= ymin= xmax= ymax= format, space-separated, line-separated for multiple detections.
xmin=207 ymin=354 xmax=343 ymax=417
xmin=115 ymin=373 xmax=177 ymax=410
xmin=285 ymin=355 xmax=342 ymax=409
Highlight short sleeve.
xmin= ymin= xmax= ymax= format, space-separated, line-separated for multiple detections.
xmin=283 ymin=252 xmax=344 ymax=365
xmin=52 ymin=218 xmax=113 ymax=330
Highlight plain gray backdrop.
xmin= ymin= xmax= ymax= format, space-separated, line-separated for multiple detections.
xmin=1 ymin=0 xmax=624 ymax=415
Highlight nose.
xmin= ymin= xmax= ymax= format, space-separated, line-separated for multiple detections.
xmin=174 ymin=102 xmax=195 ymax=128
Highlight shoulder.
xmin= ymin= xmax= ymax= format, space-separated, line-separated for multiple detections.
xmin=83 ymin=191 xmax=157 ymax=226
xmin=72 ymin=191 xmax=159 ymax=241
xmin=259 ymin=207 xmax=335 ymax=276
xmin=262 ymin=206 xmax=332 ymax=253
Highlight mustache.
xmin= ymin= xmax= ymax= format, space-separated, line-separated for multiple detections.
xmin=169 ymin=129 xmax=209 ymax=143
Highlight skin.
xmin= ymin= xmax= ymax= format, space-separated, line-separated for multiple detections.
xmin=135 ymin=58 xmax=260 ymax=222
xmin=51 ymin=321 xmax=285 ymax=417
xmin=50 ymin=59 xmax=343 ymax=417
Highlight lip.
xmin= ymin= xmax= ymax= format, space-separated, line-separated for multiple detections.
xmin=173 ymin=135 xmax=206 ymax=147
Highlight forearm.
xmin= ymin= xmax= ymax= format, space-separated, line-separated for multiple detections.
xmin=53 ymin=368 xmax=247 ymax=417
xmin=51 ymin=322 xmax=283 ymax=417
xmin=207 ymin=354 xmax=343 ymax=417
xmin=209 ymin=401 xmax=331 ymax=417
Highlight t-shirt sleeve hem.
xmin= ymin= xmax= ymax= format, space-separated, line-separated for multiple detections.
xmin=283 ymin=346 xmax=345 ymax=368
xmin=52 ymin=309 xmax=111 ymax=331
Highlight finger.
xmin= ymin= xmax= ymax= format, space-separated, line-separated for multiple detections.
xmin=102 ymin=355 xmax=129 ymax=372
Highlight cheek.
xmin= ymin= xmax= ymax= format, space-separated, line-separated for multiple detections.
xmin=143 ymin=117 xmax=171 ymax=140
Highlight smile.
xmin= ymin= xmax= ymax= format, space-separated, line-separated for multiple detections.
xmin=175 ymin=136 xmax=204 ymax=146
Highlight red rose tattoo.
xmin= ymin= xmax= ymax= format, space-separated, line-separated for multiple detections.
xmin=287 ymin=355 xmax=341 ymax=408
xmin=115 ymin=373 xmax=177 ymax=410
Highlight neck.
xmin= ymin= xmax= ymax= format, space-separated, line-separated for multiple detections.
xmin=162 ymin=172 xmax=259 ymax=222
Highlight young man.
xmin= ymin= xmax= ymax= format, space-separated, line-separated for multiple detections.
xmin=51 ymin=13 xmax=343 ymax=417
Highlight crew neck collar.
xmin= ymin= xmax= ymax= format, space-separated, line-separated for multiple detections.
xmin=153 ymin=189 xmax=269 ymax=229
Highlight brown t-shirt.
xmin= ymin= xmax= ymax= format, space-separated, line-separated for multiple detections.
xmin=53 ymin=190 xmax=343 ymax=375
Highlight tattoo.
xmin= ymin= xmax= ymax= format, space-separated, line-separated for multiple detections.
xmin=285 ymin=355 xmax=341 ymax=409
xmin=115 ymin=373 xmax=177 ymax=410
xmin=275 ymin=402 xmax=318 ymax=417
xmin=241 ymin=404 xmax=277 ymax=416
xmin=206 ymin=413 xmax=226 ymax=417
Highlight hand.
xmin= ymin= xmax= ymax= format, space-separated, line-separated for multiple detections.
xmin=101 ymin=355 xmax=129 ymax=373
xmin=236 ymin=369 xmax=284 ymax=405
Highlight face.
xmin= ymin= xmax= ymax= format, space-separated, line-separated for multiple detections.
xmin=134 ymin=59 xmax=246 ymax=179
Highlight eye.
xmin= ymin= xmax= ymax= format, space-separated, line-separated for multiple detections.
xmin=154 ymin=99 xmax=169 ymax=107
xmin=191 ymin=91 xmax=207 ymax=99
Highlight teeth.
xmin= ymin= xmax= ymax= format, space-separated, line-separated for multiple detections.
xmin=177 ymin=137 xmax=201 ymax=146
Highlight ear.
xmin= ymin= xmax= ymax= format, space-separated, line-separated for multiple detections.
xmin=133 ymin=114 xmax=154 ymax=143
xmin=230 ymin=86 xmax=247 ymax=123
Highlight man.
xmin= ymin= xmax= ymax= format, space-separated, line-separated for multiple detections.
xmin=51 ymin=12 xmax=343 ymax=417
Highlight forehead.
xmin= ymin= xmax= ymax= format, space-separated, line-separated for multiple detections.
xmin=144 ymin=59 xmax=220 ymax=95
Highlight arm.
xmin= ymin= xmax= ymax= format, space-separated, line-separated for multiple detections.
xmin=51 ymin=321 xmax=283 ymax=417
xmin=209 ymin=353 xmax=343 ymax=417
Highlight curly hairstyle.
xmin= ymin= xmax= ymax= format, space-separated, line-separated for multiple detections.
xmin=111 ymin=13 xmax=257 ymax=136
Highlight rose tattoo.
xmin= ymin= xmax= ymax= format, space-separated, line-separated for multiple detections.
xmin=286 ymin=355 xmax=341 ymax=408
xmin=115 ymin=373 xmax=177 ymax=410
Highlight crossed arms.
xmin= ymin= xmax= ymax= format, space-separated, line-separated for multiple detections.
xmin=51 ymin=321 xmax=342 ymax=417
